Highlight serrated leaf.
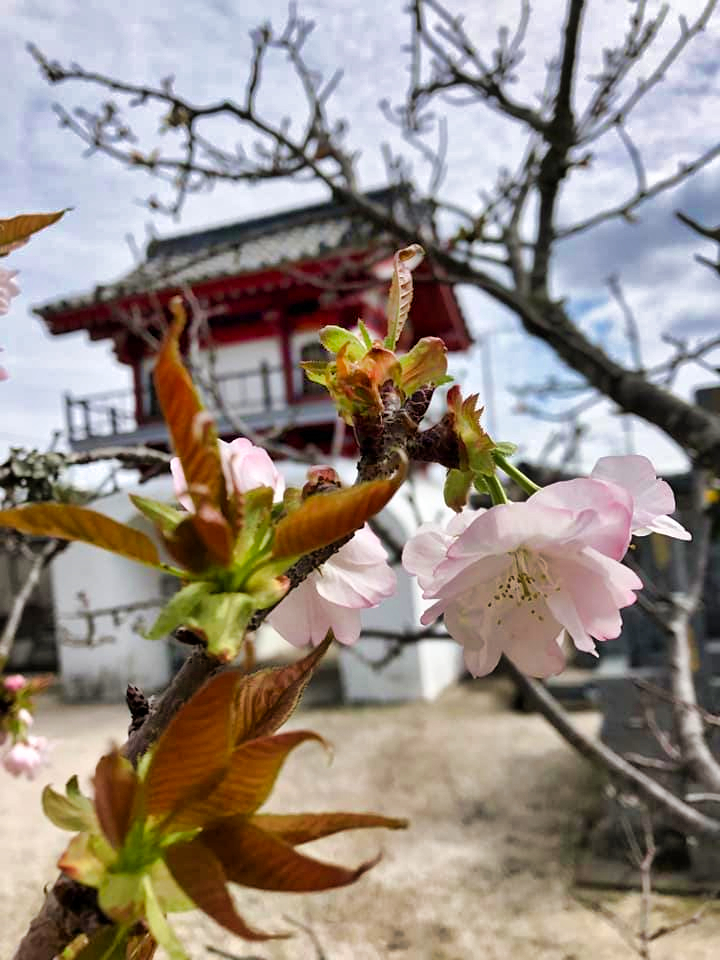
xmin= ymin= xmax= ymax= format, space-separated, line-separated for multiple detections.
xmin=384 ymin=244 xmax=424 ymax=350
xmin=142 ymin=876 xmax=189 ymax=960
xmin=493 ymin=441 xmax=519 ymax=457
xmin=42 ymin=783 xmax=96 ymax=833
xmin=318 ymin=325 xmax=364 ymax=359
xmin=145 ymin=581 xmax=209 ymax=641
xmin=164 ymin=838 xmax=284 ymax=942
xmin=232 ymin=636 xmax=332 ymax=743
xmin=399 ymin=336 xmax=449 ymax=396
xmin=202 ymin=819 xmax=380 ymax=893
xmin=0 ymin=504 xmax=162 ymax=568
xmin=171 ymin=730 xmax=325 ymax=828
xmin=0 ymin=209 xmax=70 ymax=249
xmin=129 ymin=495 xmax=185 ymax=535
xmin=153 ymin=306 xmax=226 ymax=514
xmin=272 ymin=464 xmax=405 ymax=559
xmin=249 ymin=810 xmax=408 ymax=846
xmin=300 ymin=360 xmax=329 ymax=386
xmin=145 ymin=671 xmax=243 ymax=818
xmin=94 ymin=750 xmax=139 ymax=850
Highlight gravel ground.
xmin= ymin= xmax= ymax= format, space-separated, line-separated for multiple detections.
xmin=3 ymin=677 xmax=720 ymax=960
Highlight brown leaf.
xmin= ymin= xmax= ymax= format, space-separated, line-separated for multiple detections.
xmin=160 ymin=516 xmax=214 ymax=572
xmin=164 ymin=837 xmax=286 ymax=942
xmin=191 ymin=504 xmax=233 ymax=566
xmin=145 ymin=671 xmax=243 ymax=818
xmin=172 ymin=730 xmax=325 ymax=828
xmin=0 ymin=504 xmax=161 ymax=568
xmin=384 ymin=244 xmax=424 ymax=350
xmin=153 ymin=302 xmax=226 ymax=513
xmin=232 ymin=636 xmax=332 ymax=743
xmin=249 ymin=811 xmax=408 ymax=846
xmin=93 ymin=750 xmax=139 ymax=849
xmin=0 ymin=209 xmax=70 ymax=250
xmin=203 ymin=819 xmax=381 ymax=893
xmin=272 ymin=463 xmax=405 ymax=559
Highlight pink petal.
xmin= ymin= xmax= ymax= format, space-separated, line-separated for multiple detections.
xmin=530 ymin=478 xmax=633 ymax=560
xmin=169 ymin=457 xmax=194 ymax=512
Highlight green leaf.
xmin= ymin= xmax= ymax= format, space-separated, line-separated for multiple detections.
xmin=443 ymin=468 xmax=472 ymax=512
xmin=384 ymin=244 xmax=424 ymax=350
xmin=153 ymin=305 xmax=226 ymax=514
xmin=231 ymin=636 xmax=333 ymax=743
xmin=58 ymin=832 xmax=108 ymax=888
xmin=145 ymin=581 xmax=210 ymax=641
xmin=129 ymin=495 xmax=186 ymax=534
xmin=59 ymin=927 xmax=127 ymax=960
xmin=399 ymin=336 xmax=449 ymax=396
xmin=272 ymin=464 xmax=405 ymax=559
xmin=202 ymin=819 xmax=381 ymax=893
xmin=164 ymin=838 xmax=284 ymax=942
xmin=185 ymin=592 xmax=255 ymax=661
xmin=0 ymin=504 xmax=162 ymax=568
xmin=42 ymin=783 xmax=96 ymax=833
xmin=493 ymin=441 xmax=519 ymax=457
xmin=357 ymin=320 xmax=374 ymax=350
xmin=142 ymin=876 xmax=189 ymax=960
xmin=318 ymin=325 xmax=364 ymax=359
xmin=300 ymin=360 xmax=329 ymax=386
xmin=98 ymin=872 xmax=145 ymax=926
xmin=249 ymin=810 xmax=408 ymax=846
xmin=0 ymin=209 xmax=70 ymax=251
xmin=93 ymin=750 xmax=140 ymax=850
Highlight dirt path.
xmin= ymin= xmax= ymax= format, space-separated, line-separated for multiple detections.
xmin=2 ymin=678 xmax=718 ymax=959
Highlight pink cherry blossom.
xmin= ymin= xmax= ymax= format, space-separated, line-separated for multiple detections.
xmin=590 ymin=455 xmax=691 ymax=540
xmin=268 ymin=525 xmax=397 ymax=647
xmin=403 ymin=488 xmax=640 ymax=678
xmin=0 ymin=268 xmax=20 ymax=316
xmin=2 ymin=735 xmax=50 ymax=779
xmin=3 ymin=674 xmax=26 ymax=692
xmin=171 ymin=437 xmax=284 ymax=511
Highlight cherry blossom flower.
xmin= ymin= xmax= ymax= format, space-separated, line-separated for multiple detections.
xmin=403 ymin=483 xmax=641 ymax=678
xmin=2 ymin=735 xmax=50 ymax=779
xmin=268 ymin=525 xmax=397 ymax=647
xmin=590 ymin=454 xmax=691 ymax=540
xmin=171 ymin=437 xmax=284 ymax=510
xmin=17 ymin=708 xmax=33 ymax=728
xmin=3 ymin=674 xmax=26 ymax=692
xmin=0 ymin=267 xmax=20 ymax=316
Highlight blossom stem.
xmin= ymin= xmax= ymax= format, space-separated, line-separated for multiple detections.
xmin=492 ymin=453 xmax=541 ymax=495
xmin=485 ymin=473 xmax=509 ymax=505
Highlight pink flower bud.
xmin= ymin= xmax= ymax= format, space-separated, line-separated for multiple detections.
xmin=2 ymin=736 xmax=50 ymax=779
xmin=3 ymin=674 xmax=26 ymax=692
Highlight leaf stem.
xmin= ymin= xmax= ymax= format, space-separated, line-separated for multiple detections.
xmin=485 ymin=473 xmax=509 ymax=505
xmin=492 ymin=453 xmax=541 ymax=494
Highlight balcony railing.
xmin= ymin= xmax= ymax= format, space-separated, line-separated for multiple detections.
xmin=64 ymin=363 xmax=330 ymax=450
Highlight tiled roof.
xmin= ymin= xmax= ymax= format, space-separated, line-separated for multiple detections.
xmin=35 ymin=188 xmax=404 ymax=317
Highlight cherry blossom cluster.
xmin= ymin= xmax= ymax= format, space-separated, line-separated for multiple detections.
xmin=0 ymin=673 xmax=50 ymax=779
xmin=172 ymin=442 xmax=690 ymax=677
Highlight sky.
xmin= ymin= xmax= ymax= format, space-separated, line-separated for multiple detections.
xmin=1 ymin=0 xmax=719 ymax=477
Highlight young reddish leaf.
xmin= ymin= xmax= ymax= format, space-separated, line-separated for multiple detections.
xmin=272 ymin=464 xmax=405 ymax=559
xmin=58 ymin=833 xmax=106 ymax=887
xmin=161 ymin=516 xmax=214 ymax=572
xmin=94 ymin=750 xmax=139 ymax=850
xmin=164 ymin=838 xmax=286 ymax=942
xmin=398 ymin=336 xmax=449 ymax=396
xmin=0 ymin=504 xmax=162 ymax=568
xmin=171 ymin=730 xmax=325 ymax=828
xmin=384 ymin=244 xmax=424 ymax=350
xmin=232 ymin=635 xmax=332 ymax=743
xmin=191 ymin=504 xmax=233 ymax=566
xmin=249 ymin=811 xmax=408 ymax=846
xmin=202 ymin=819 xmax=380 ymax=893
xmin=0 ymin=209 xmax=70 ymax=249
xmin=153 ymin=302 xmax=226 ymax=513
xmin=144 ymin=671 xmax=242 ymax=817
